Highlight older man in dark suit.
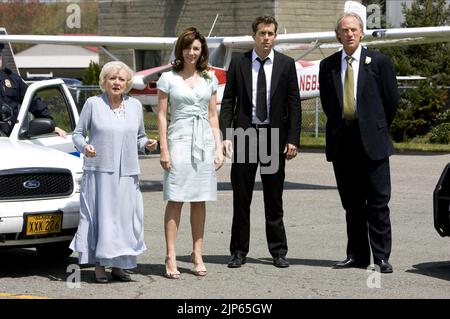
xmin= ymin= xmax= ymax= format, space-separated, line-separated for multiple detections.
xmin=319 ymin=12 xmax=399 ymax=273
xmin=220 ymin=16 xmax=301 ymax=269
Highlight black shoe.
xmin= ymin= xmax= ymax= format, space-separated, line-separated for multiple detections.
xmin=94 ymin=274 xmax=108 ymax=284
xmin=376 ymin=260 xmax=393 ymax=273
xmin=228 ymin=252 xmax=246 ymax=268
xmin=111 ymin=270 xmax=132 ymax=282
xmin=333 ymin=257 xmax=368 ymax=269
xmin=273 ymin=255 xmax=289 ymax=268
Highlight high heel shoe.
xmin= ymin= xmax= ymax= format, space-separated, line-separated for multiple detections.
xmin=191 ymin=252 xmax=207 ymax=277
xmin=164 ymin=272 xmax=181 ymax=279
xmin=164 ymin=257 xmax=181 ymax=279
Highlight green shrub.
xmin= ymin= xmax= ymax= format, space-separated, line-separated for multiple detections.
xmin=83 ymin=61 xmax=100 ymax=85
xmin=430 ymin=122 xmax=450 ymax=144
xmin=435 ymin=109 xmax=450 ymax=125
xmin=390 ymin=83 xmax=448 ymax=142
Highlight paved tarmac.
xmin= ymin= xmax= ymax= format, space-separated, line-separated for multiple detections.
xmin=1 ymin=150 xmax=450 ymax=301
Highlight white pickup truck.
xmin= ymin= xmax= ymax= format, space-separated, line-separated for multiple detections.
xmin=0 ymin=79 xmax=82 ymax=258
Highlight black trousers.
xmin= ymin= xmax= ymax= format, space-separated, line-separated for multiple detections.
xmin=229 ymin=127 xmax=288 ymax=258
xmin=332 ymin=121 xmax=392 ymax=264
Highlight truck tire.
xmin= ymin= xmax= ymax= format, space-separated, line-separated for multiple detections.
xmin=433 ymin=163 xmax=450 ymax=237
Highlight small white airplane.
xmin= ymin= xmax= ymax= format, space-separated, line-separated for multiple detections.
xmin=1 ymin=1 xmax=449 ymax=111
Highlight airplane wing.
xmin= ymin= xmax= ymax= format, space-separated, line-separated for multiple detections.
xmin=0 ymin=32 xmax=177 ymax=50
xmin=222 ymin=1 xmax=450 ymax=50
xmin=223 ymin=26 xmax=450 ymax=50
xmin=1 ymin=24 xmax=449 ymax=51
xmin=365 ymin=26 xmax=450 ymax=47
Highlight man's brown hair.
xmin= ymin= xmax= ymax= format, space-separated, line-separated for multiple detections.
xmin=252 ymin=16 xmax=278 ymax=33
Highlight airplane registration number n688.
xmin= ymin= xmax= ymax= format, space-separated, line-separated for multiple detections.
xmin=299 ymin=74 xmax=320 ymax=92
xmin=24 ymin=212 xmax=63 ymax=236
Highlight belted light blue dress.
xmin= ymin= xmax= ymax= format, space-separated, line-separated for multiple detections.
xmin=157 ymin=70 xmax=218 ymax=202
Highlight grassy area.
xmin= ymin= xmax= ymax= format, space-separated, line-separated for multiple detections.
xmin=300 ymin=133 xmax=450 ymax=153
xmin=144 ymin=111 xmax=158 ymax=140
xmin=299 ymin=133 xmax=326 ymax=150
xmin=393 ymin=142 xmax=450 ymax=153
xmin=144 ymin=111 xmax=449 ymax=153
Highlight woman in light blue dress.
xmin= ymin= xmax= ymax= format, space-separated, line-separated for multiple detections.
xmin=70 ymin=61 xmax=157 ymax=283
xmin=157 ymin=27 xmax=224 ymax=279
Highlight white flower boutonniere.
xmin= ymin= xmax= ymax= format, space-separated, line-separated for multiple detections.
xmin=365 ymin=56 xmax=372 ymax=65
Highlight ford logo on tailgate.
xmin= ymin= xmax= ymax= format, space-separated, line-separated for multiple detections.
xmin=23 ymin=180 xmax=41 ymax=189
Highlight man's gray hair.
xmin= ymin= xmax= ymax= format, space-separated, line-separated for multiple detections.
xmin=335 ymin=11 xmax=365 ymax=35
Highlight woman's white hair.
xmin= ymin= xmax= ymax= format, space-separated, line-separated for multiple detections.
xmin=99 ymin=61 xmax=134 ymax=93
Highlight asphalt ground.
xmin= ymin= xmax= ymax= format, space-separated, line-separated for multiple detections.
xmin=1 ymin=151 xmax=450 ymax=308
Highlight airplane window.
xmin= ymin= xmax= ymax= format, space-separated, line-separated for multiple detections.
xmin=209 ymin=45 xmax=226 ymax=68
xmin=135 ymin=50 xmax=162 ymax=71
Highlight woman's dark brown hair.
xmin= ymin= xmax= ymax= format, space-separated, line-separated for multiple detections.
xmin=172 ymin=27 xmax=209 ymax=72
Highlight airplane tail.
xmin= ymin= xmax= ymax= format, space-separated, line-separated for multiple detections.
xmin=0 ymin=27 xmax=20 ymax=75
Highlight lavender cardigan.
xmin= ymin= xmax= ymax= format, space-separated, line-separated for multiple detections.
xmin=72 ymin=93 xmax=149 ymax=176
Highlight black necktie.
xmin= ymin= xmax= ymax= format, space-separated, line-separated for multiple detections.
xmin=256 ymin=57 xmax=268 ymax=122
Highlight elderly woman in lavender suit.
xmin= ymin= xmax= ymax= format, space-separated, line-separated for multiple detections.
xmin=70 ymin=61 xmax=157 ymax=283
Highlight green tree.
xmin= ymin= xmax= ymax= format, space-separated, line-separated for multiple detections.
xmin=381 ymin=0 xmax=450 ymax=143
xmin=381 ymin=0 xmax=450 ymax=84
xmin=82 ymin=61 xmax=100 ymax=85
xmin=390 ymin=83 xmax=448 ymax=142
xmin=78 ymin=61 xmax=101 ymax=111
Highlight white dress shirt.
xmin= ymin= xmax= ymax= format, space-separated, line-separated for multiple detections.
xmin=252 ymin=49 xmax=274 ymax=124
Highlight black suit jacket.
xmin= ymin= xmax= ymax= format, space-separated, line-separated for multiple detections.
xmin=319 ymin=47 xmax=399 ymax=162
xmin=219 ymin=50 xmax=301 ymax=151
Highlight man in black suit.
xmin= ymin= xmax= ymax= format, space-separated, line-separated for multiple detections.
xmin=319 ymin=12 xmax=399 ymax=273
xmin=219 ymin=16 xmax=301 ymax=268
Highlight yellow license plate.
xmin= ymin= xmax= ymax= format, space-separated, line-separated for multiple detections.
xmin=25 ymin=213 xmax=62 ymax=236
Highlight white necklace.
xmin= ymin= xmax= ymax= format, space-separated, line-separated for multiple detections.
xmin=111 ymin=100 xmax=124 ymax=112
